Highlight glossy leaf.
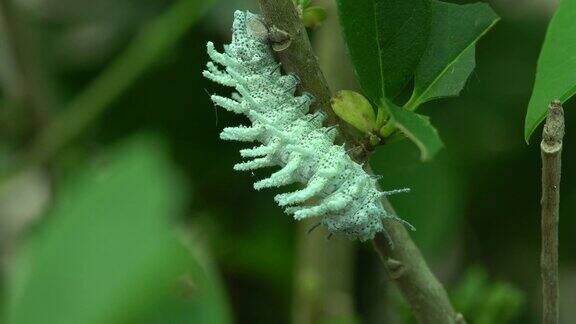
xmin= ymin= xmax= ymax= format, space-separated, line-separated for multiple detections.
xmin=337 ymin=0 xmax=431 ymax=104
xmin=525 ymin=0 xmax=576 ymax=142
xmin=332 ymin=90 xmax=376 ymax=134
xmin=406 ymin=0 xmax=499 ymax=110
xmin=386 ymin=102 xmax=443 ymax=161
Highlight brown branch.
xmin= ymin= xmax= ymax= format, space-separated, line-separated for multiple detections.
xmin=373 ymin=192 xmax=462 ymax=324
xmin=540 ymin=100 xmax=564 ymax=324
xmin=291 ymin=2 xmax=356 ymax=322
xmin=258 ymin=0 xmax=335 ymax=125
xmin=257 ymin=0 xmax=460 ymax=322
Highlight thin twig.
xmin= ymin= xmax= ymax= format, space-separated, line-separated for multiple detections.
xmin=0 ymin=0 xmax=212 ymax=182
xmin=256 ymin=0 xmax=460 ymax=322
xmin=540 ymin=100 xmax=564 ymax=324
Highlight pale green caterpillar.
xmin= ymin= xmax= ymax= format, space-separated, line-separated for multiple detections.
xmin=203 ymin=11 xmax=409 ymax=241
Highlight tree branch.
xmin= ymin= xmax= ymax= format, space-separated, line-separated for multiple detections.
xmin=540 ymin=100 xmax=564 ymax=324
xmin=257 ymin=0 xmax=460 ymax=322
xmin=291 ymin=2 xmax=356 ymax=322
xmin=373 ymin=194 xmax=462 ymax=324
xmin=258 ymin=0 xmax=335 ymax=125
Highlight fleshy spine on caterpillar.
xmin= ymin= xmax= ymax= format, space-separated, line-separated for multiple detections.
xmin=203 ymin=10 xmax=411 ymax=242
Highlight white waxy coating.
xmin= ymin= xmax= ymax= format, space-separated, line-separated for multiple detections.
xmin=203 ymin=11 xmax=409 ymax=241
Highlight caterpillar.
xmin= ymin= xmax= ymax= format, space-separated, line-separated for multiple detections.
xmin=203 ymin=10 xmax=409 ymax=241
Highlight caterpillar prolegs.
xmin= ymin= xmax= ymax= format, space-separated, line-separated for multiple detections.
xmin=203 ymin=11 xmax=409 ymax=241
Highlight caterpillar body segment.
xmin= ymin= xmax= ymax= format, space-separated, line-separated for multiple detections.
xmin=204 ymin=11 xmax=409 ymax=241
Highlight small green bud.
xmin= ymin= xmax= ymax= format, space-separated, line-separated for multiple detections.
xmin=331 ymin=90 xmax=376 ymax=135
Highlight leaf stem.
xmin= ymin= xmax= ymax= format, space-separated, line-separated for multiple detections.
xmin=540 ymin=100 xmax=564 ymax=324
xmin=257 ymin=0 xmax=461 ymax=322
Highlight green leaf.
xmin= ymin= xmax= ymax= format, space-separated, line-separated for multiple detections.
xmin=144 ymin=237 xmax=233 ymax=324
xmin=5 ymin=136 xmax=231 ymax=324
xmin=409 ymin=45 xmax=476 ymax=109
xmin=406 ymin=0 xmax=499 ymax=110
xmin=386 ymin=102 xmax=443 ymax=160
xmin=524 ymin=0 xmax=576 ymax=142
xmin=336 ymin=0 xmax=431 ymax=103
xmin=303 ymin=6 xmax=328 ymax=29
xmin=332 ymin=90 xmax=377 ymax=134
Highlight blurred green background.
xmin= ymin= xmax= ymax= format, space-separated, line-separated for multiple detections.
xmin=0 ymin=0 xmax=573 ymax=323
